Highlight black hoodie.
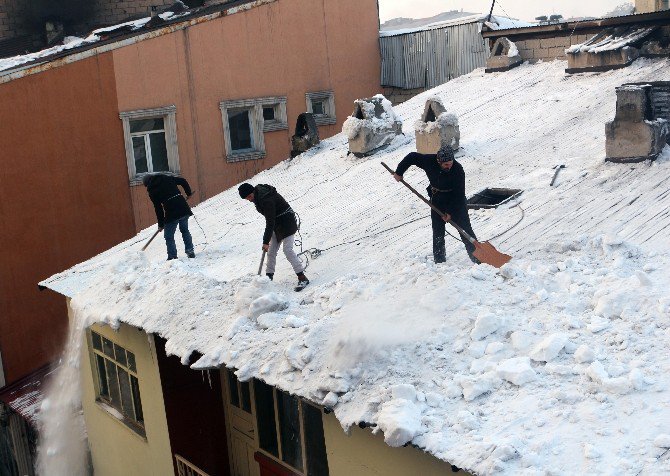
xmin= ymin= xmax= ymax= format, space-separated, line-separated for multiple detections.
xmin=253 ymin=184 xmax=298 ymax=244
xmin=145 ymin=174 xmax=193 ymax=228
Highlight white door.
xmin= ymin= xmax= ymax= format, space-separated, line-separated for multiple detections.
xmin=225 ymin=372 xmax=260 ymax=476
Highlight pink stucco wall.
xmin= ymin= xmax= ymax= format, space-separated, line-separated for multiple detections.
xmin=112 ymin=0 xmax=381 ymax=230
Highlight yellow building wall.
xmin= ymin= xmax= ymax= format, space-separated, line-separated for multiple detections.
xmin=635 ymin=0 xmax=668 ymax=12
xmin=73 ymin=303 xmax=174 ymax=476
xmin=322 ymin=412 xmax=470 ymax=476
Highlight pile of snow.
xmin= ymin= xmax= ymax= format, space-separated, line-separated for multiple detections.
xmin=43 ymin=58 xmax=670 ymax=475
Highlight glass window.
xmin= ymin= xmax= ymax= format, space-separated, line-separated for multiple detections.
xmin=149 ymin=132 xmax=169 ymax=171
xmin=228 ymin=371 xmax=240 ymax=408
xmin=303 ymin=403 xmax=329 ymax=476
xmin=254 ymin=380 xmax=279 ymax=457
xmin=90 ymin=331 xmax=144 ymax=431
xmin=312 ymin=101 xmax=325 ymax=116
xmin=277 ymin=391 xmax=303 ymax=471
xmin=130 ymin=118 xmax=164 ymax=133
xmin=228 ymin=109 xmax=252 ymax=151
xmin=263 ymin=106 xmax=276 ymax=121
xmin=132 ymin=137 xmax=148 ymax=174
xmin=240 ymin=381 xmax=252 ymax=413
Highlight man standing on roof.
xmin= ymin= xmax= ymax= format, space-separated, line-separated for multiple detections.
xmin=393 ymin=144 xmax=479 ymax=264
xmin=143 ymin=173 xmax=195 ymax=260
xmin=238 ymin=183 xmax=309 ymax=292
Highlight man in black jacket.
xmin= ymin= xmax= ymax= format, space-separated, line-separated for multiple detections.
xmin=143 ymin=174 xmax=195 ymax=260
xmin=393 ymin=144 xmax=479 ymax=264
xmin=238 ymin=183 xmax=309 ymax=291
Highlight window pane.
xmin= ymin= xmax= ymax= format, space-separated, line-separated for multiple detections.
xmin=114 ymin=344 xmax=127 ymax=367
xmin=254 ymin=380 xmax=278 ymax=457
xmin=102 ymin=338 xmax=115 ymax=358
xmin=312 ymin=101 xmax=325 ymax=116
xmin=105 ymin=359 xmax=122 ymax=409
xmin=228 ymin=109 xmax=252 ymax=151
xmin=240 ymin=381 xmax=252 ymax=413
xmin=127 ymin=352 xmax=136 ymax=372
xmin=263 ymin=106 xmax=275 ymax=121
xmin=132 ymin=136 xmax=148 ymax=174
xmin=96 ymin=355 xmax=109 ymax=398
xmin=227 ymin=371 xmax=240 ymax=408
xmin=118 ymin=368 xmax=134 ymax=420
xmin=303 ymin=403 xmax=329 ymax=476
xmin=130 ymin=118 xmax=164 ymax=133
xmin=277 ymin=391 xmax=303 ymax=471
xmin=91 ymin=332 xmax=102 ymax=351
xmin=130 ymin=376 xmax=144 ymax=424
xmin=149 ymin=132 xmax=169 ymax=172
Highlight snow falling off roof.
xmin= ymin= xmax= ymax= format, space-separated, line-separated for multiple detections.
xmin=43 ymin=58 xmax=670 ymax=475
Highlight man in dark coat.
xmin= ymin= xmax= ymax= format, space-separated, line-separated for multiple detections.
xmin=393 ymin=144 xmax=479 ymax=264
xmin=143 ymin=174 xmax=195 ymax=260
xmin=238 ymin=183 xmax=309 ymax=291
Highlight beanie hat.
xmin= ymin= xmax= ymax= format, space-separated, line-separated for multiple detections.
xmin=238 ymin=183 xmax=255 ymax=198
xmin=436 ymin=144 xmax=455 ymax=163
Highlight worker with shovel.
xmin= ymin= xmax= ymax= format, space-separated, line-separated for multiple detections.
xmin=238 ymin=183 xmax=309 ymax=292
xmin=143 ymin=174 xmax=195 ymax=260
xmin=393 ymin=144 xmax=480 ymax=264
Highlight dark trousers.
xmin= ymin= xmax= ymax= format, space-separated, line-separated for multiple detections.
xmin=430 ymin=207 xmax=477 ymax=263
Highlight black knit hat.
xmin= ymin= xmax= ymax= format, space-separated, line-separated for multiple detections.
xmin=436 ymin=144 xmax=455 ymax=163
xmin=238 ymin=183 xmax=255 ymax=198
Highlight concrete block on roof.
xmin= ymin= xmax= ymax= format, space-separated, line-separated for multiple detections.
xmin=606 ymin=84 xmax=669 ymax=163
xmin=415 ymin=97 xmax=460 ymax=154
xmin=486 ymin=37 xmax=523 ymax=73
xmin=344 ymin=95 xmax=403 ymax=157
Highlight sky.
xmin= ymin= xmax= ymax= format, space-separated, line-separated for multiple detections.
xmin=378 ymin=0 xmax=630 ymax=22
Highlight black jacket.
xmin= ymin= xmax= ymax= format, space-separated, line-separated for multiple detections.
xmin=396 ymin=152 xmax=467 ymax=214
xmin=145 ymin=174 xmax=193 ymax=228
xmin=253 ymin=184 xmax=298 ymax=244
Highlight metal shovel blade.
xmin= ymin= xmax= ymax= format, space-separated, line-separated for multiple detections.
xmin=472 ymin=241 xmax=512 ymax=268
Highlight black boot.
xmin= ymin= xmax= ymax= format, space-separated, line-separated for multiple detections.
xmin=266 ymin=273 xmax=274 ymax=281
xmin=295 ymin=272 xmax=309 ymax=292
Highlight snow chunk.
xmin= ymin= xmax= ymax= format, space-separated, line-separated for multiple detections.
xmin=586 ymin=361 xmax=609 ymax=383
xmin=391 ymin=384 xmax=417 ymax=401
xmin=471 ymin=313 xmax=500 ymax=340
xmin=250 ymin=293 xmax=288 ymax=319
xmin=654 ymin=434 xmax=670 ymax=448
xmin=574 ymin=345 xmax=595 ymax=363
xmin=584 ymin=443 xmax=601 ymax=459
xmin=377 ymin=399 xmax=423 ymax=447
xmin=529 ymin=334 xmax=568 ymax=362
xmin=497 ymin=357 xmax=537 ymax=386
xmin=458 ymin=373 xmax=499 ymax=401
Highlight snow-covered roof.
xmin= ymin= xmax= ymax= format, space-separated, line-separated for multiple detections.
xmin=566 ymin=26 xmax=656 ymax=54
xmin=379 ymin=14 xmax=532 ymax=37
xmin=42 ymin=58 xmax=670 ymax=475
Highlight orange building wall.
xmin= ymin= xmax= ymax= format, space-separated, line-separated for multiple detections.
xmin=0 ymin=54 xmax=137 ymax=383
xmin=112 ymin=0 xmax=381 ymax=230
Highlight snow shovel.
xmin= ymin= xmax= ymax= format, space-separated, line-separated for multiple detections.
xmin=141 ymin=229 xmax=161 ymax=252
xmin=257 ymin=250 xmax=267 ymax=275
xmin=382 ymin=162 xmax=512 ymax=268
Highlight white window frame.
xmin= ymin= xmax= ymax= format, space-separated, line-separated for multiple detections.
xmin=120 ymin=105 xmax=180 ymax=185
xmin=89 ymin=330 xmax=145 ymax=436
xmin=305 ymin=90 xmax=336 ymax=126
xmin=220 ymin=96 xmax=287 ymax=162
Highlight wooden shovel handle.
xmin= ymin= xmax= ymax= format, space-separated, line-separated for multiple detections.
xmin=141 ymin=229 xmax=161 ymax=252
xmin=381 ymin=162 xmax=476 ymax=244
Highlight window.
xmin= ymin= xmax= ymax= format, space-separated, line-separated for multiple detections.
xmin=120 ymin=106 xmax=180 ymax=185
xmin=219 ymin=96 xmax=287 ymax=162
xmin=305 ymin=91 xmax=336 ymax=126
xmin=90 ymin=330 xmax=144 ymax=434
xmin=227 ymin=371 xmax=252 ymax=413
xmin=253 ymin=380 xmax=329 ymax=476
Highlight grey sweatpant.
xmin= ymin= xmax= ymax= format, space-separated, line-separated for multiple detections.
xmin=266 ymin=232 xmax=304 ymax=274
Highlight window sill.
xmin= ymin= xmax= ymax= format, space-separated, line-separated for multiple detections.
xmin=313 ymin=115 xmax=336 ymax=126
xmin=263 ymin=121 xmax=289 ymax=132
xmin=129 ymin=171 xmax=181 ymax=186
xmin=226 ymin=151 xmax=266 ymax=163
xmin=95 ymin=399 xmax=146 ymax=439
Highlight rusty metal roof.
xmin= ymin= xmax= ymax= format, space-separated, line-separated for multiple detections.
xmin=0 ymin=365 xmax=55 ymax=428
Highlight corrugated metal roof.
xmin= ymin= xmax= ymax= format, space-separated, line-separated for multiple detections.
xmin=0 ymin=365 xmax=55 ymax=427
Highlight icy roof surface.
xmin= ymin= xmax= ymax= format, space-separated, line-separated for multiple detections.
xmin=379 ymin=14 xmax=532 ymax=37
xmin=42 ymin=58 xmax=670 ymax=475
